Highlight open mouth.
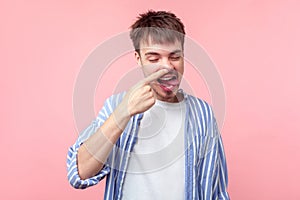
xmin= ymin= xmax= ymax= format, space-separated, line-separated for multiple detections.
xmin=156 ymin=73 xmax=179 ymax=93
xmin=157 ymin=74 xmax=178 ymax=85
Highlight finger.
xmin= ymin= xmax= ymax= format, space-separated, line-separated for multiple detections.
xmin=144 ymin=96 xmax=156 ymax=107
xmin=143 ymin=69 xmax=169 ymax=84
xmin=143 ymin=85 xmax=152 ymax=93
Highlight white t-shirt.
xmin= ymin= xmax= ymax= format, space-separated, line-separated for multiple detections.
xmin=121 ymin=99 xmax=186 ymax=200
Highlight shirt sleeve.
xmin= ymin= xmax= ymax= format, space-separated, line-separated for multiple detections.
xmin=211 ymin=118 xmax=230 ymax=200
xmin=66 ymin=97 xmax=115 ymax=189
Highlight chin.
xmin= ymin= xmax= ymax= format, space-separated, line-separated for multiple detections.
xmin=153 ymin=84 xmax=180 ymax=102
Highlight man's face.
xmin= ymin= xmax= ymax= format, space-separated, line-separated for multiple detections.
xmin=135 ymin=39 xmax=184 ymax=103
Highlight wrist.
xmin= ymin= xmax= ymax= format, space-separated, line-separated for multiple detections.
xmin=112 ymin=102 xmax=131 ymax=131
xmin=117 ymin=101 xmax=132 ymax=118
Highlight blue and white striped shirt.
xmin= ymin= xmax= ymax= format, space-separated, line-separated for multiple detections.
xmin=67 ymin=91 xmax=230 ymax=200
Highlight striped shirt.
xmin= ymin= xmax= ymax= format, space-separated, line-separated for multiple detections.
xmin=67 ymin=90 xmax=230 ymax=200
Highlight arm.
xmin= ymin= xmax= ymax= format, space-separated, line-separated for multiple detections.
xmin=66 ymin=96 xmax=119 ymax=189
xmin=76 ymin=102 xmax=131 ymax=180
xmin=67 ymin=69 xmax=168 ymax=188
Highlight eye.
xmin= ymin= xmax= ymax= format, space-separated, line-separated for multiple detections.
xmin=170 ymin=56 xmax=181 ymax=61
xmin=148 ymin=58 xmax=159 ymax=63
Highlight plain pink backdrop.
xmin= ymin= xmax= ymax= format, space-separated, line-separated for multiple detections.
xmin=1 ymin=0 xmax=300 ymax=199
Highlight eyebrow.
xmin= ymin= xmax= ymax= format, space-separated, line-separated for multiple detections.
xmin=144 ymin=49 xmax=182 ymax=56
xmin=170 ymin=50 xmax=182 ymax=55
xmin=144 ymin=52 xmax=160 ymax=56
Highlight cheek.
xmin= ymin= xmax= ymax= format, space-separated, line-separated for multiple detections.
xmin=142 ymin=64 xmax=161 ymax=76
xmin=175 ymin=62 xmax=184 ymax=74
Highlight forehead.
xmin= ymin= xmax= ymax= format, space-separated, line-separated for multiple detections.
xmin=139 ymin=38 xmax=182 ymax=53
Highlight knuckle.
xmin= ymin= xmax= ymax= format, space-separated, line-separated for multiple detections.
xmin=144 ymin=85 xmax=151 ymax=91
xmin=149 ymin=91 xmax=154 ymax=98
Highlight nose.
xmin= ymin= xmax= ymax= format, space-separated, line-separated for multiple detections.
xmin=161 ymin=57 xmax=175 ymax=71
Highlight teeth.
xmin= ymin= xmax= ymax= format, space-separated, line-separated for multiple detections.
xmin=159 ymin=75 xmax=176 ymax=81
xmin=160 ymin=77 xmax=172 ymax=81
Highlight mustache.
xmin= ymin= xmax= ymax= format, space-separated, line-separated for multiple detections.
xmin=157 ymin=69 xmax=179 ymax=83
xmin=159 ymin=69 xmax=178 ymax=78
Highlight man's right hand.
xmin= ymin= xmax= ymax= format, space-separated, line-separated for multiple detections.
xmin=121 ymin=69 xmax=169 ymax=117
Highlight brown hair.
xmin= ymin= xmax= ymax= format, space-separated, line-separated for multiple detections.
xmin=130 ymin=10 xmax=185 ymax=52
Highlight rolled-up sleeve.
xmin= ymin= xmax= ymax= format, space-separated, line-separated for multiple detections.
xmin=212 ymin=119 xmax=230 ymax=200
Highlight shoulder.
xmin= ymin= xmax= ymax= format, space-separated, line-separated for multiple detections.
xmin=185 ymin=93 xmax=218 ymax=136
xmin=97 ymin=92 xmax=126 ymax=117
xmin=185 ymin=94 xmax=213 ymax=116
xmin=104 ymin=91 xmax=126 ymax=108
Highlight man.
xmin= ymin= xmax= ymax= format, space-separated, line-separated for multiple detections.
xmin=67 ymin=10 xmax=230 ymax=200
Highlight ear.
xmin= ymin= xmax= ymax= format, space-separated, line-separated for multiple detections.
xmin=134 ymin=51 xmax=142 ymax=66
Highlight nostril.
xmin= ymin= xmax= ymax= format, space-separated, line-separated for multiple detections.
xmin=160 ymin=64 xmax=174 ymax=71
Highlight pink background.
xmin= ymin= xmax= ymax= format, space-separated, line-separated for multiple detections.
xmin=1 ymin=0 xmax=300 ymax=199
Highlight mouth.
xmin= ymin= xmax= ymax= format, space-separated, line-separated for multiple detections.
xmin=157 ymin=74 xmax=178 ymax=85
xmin=156 ymin=73 xmax=179 ymax=92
